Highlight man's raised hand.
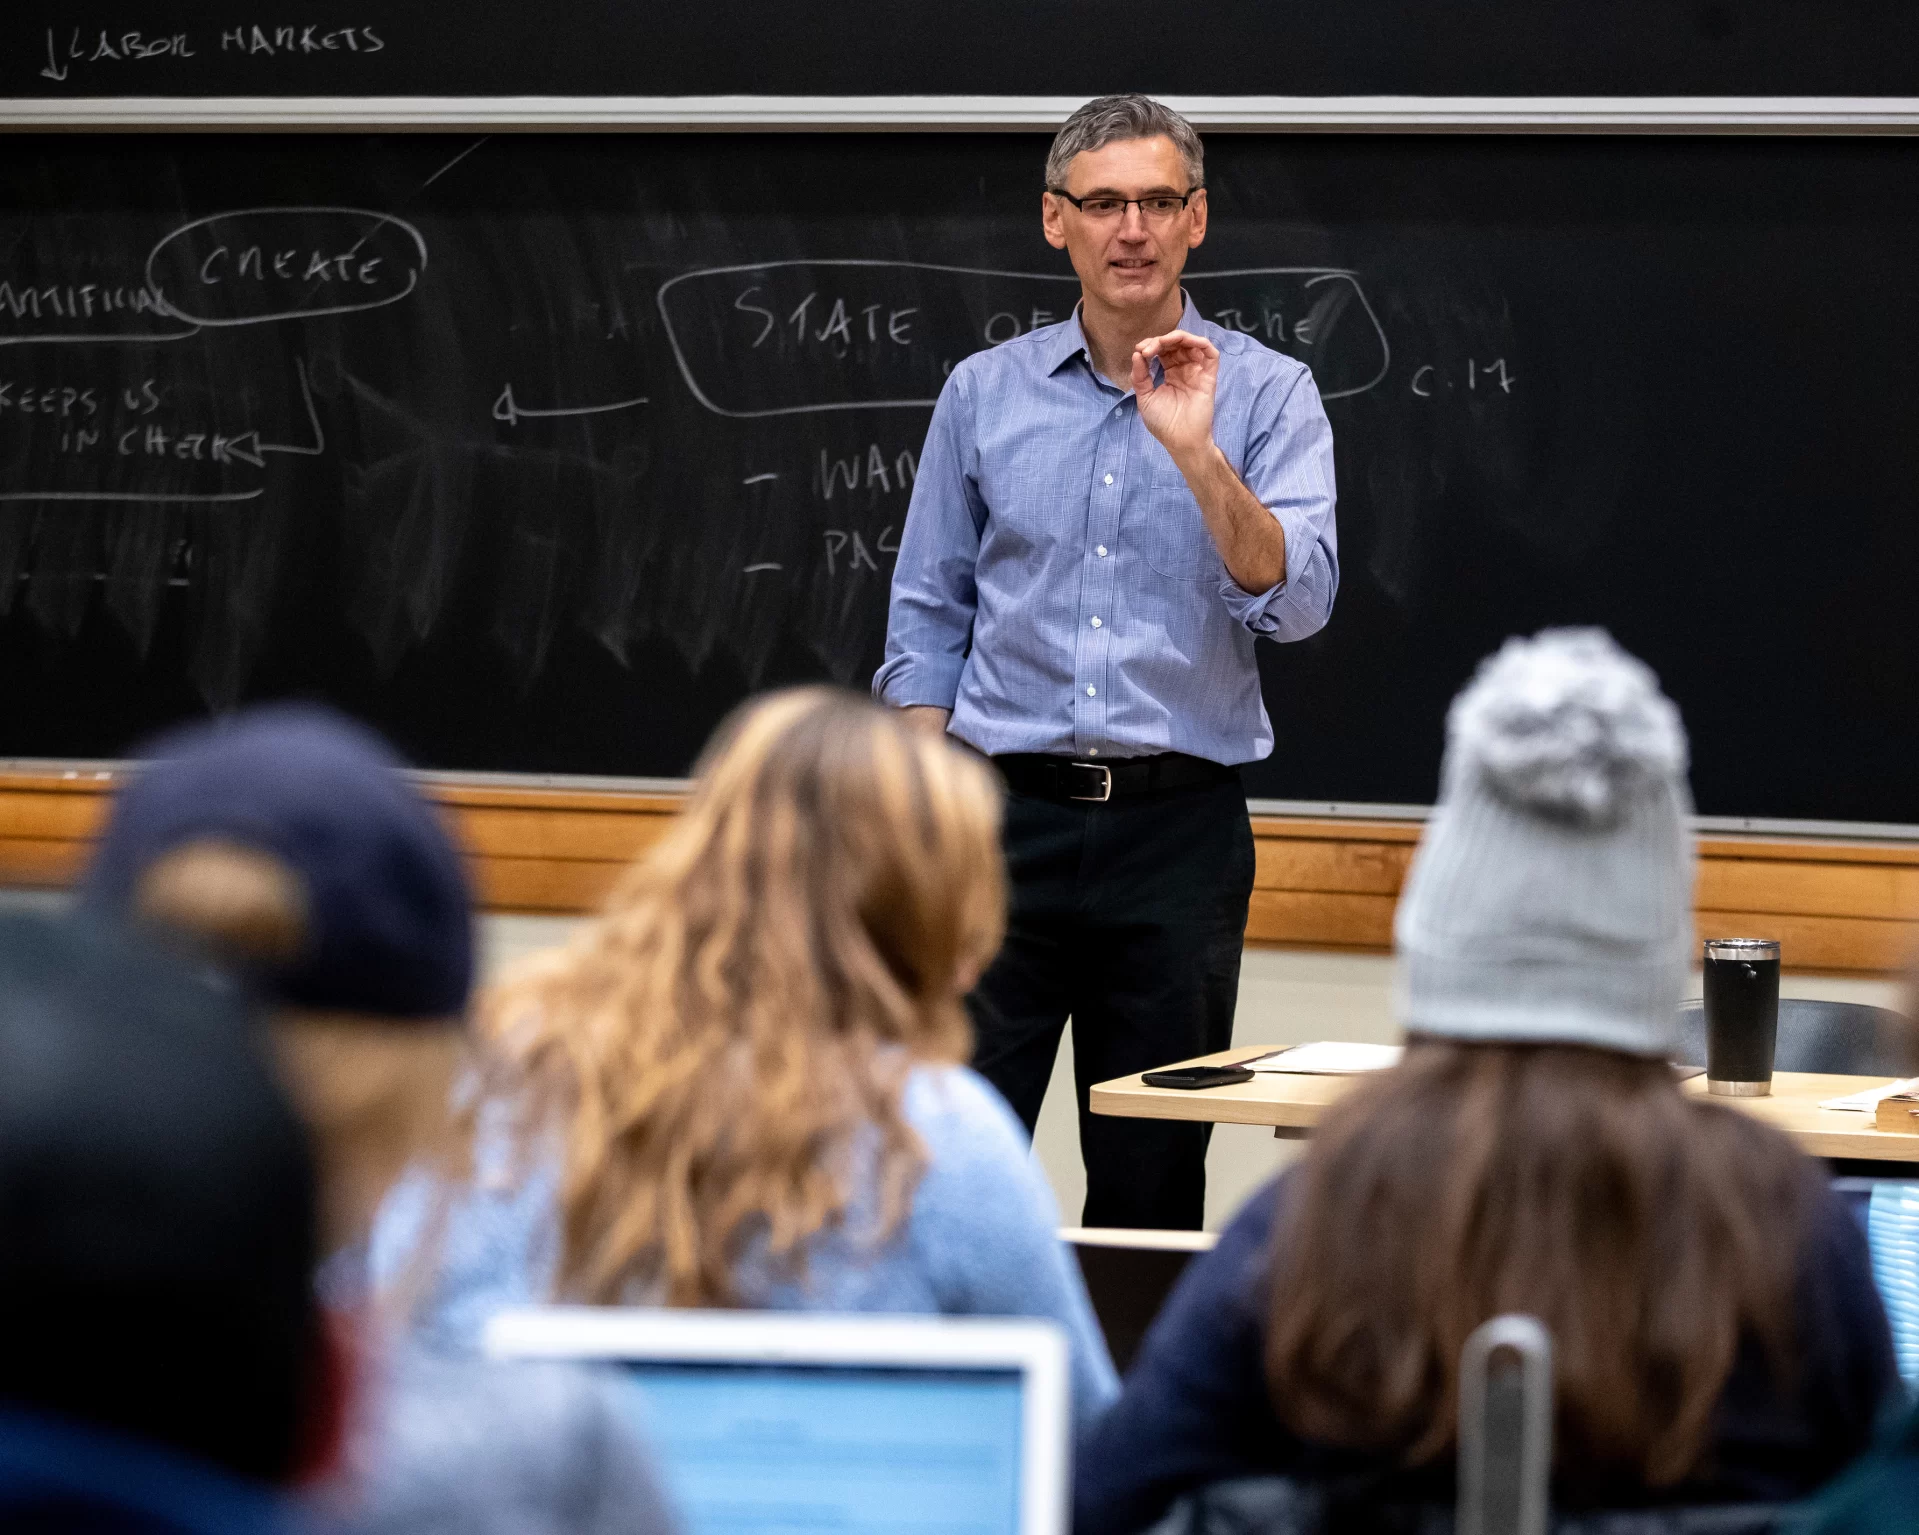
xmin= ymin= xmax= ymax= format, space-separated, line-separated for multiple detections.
xmin=1131 ymin=330 xmax=1220 ymax=464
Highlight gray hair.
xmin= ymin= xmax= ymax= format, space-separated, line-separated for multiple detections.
xmin=1044 ymin=95 xmax=1204 ymax=192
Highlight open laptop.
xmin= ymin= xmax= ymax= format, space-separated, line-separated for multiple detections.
xmin=485 ymin=1307 xmax=1070 ymax=1535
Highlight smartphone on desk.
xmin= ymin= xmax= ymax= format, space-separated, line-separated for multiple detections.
xmin=1141 ymin=1065 xmax=1256 ymax=1090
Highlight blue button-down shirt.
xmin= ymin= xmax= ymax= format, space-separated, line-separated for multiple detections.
xmin=874 ymin=295 xmax=1339 ymax=764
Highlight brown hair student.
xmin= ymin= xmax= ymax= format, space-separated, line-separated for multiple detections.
xmin=1073 ymin=631 xmax=1899 ymax=1532
xmin=370 ymin=688 xmax=1121 ymax=1432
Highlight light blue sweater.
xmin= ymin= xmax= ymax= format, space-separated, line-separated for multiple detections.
xmin=370 ymin=1064 xmax=1121 ymax=1435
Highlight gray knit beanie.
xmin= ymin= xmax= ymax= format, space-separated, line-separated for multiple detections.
xmin=1394 ymin=628 xmax=1694 ymax=1058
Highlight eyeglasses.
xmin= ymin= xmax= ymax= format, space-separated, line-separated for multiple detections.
xmin=1047 ymin=188 xmax=1202 ymax=222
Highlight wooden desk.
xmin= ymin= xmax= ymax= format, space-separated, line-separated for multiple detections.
xmin=1089 ymin=1047 xmax=1919 ymax=1165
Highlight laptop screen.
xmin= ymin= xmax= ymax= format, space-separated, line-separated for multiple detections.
xmin=611 ymin=1360 xmax=1026 ymax=1534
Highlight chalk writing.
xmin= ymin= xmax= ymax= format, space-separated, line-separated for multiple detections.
xmin=820 ymin=525 xmax=902 ymax=577
xmin=0 ymin=154 xmax=1440 ymax=733
xmin=984 ymin=307 xmax=1062 ymax=344
xmin=815 ymin=444 xmax=918 ymax=500
xmin=37 ymin=23 xmax=384 ymax=82
xmin=0 ymin=282 xmax=167 ymax=321
xmin=146 ymin=208 xmax=426 ymax=326
xmin=1409 ymin=358 xmax=1516 ymax=397
xmin=1184 ymin=271 xmax=1389 ymax=400
xmin=823 ymin=528 xmax=877 ymax=575
xmin=0 ymin=354 xmax=325 ymax=504
xmin=732 ymin=286 xmax=918 ymax=353
xmin=492 ymin=383 xmax=649 ymax=426
xmin=40 ymin=27 xmax=192 ymax=79
xmin=658 ymin=260 xmax=1390 ymax=417
xmin=0 ymin=383 xmax=99 ymax=418
xmin=0 ymin=265 xmax=198 ymax=346
xmin=218 ymin=24 xmax=384 ymax=55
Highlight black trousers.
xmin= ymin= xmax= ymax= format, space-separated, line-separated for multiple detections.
xmin=968 ymin=775 xmax=1255 ymax=1230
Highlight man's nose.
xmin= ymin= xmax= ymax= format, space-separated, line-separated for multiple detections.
xmin=1115 ymin=205 xmax=1151 ymax=238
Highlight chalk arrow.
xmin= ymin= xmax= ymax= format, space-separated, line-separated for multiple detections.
xmin=493 ymin=382 xmax=649 ymax=426
xmin=257 ymin=359 xmax=327 ymax=457
xmin=212 ymin=432 xmax=265 ymax=468
xmin=40 ymin=30 xmax=68 ymax=82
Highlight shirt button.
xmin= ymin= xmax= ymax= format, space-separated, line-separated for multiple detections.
xmin=1096 ymin=545 xmax=1109 ymax=557
xmin=1088 ymin=747 xmax=1100 ymax=756
xmin=1103 ymin=473 xmax=1114 ymax=486
xmin=1085 ymin=685 xmax=1097 ymax=697
xmin=1113 ymin=405 xmax=1123 ymax=417
xmin=1090 ymin=617 xmax=1102 ymax=629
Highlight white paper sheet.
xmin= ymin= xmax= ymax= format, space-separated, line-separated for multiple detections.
xmin=1819 ymin=1076 xmax=1919 ymax=1112
xmin=1244 ymin=1041 xmax=1404 ymax=1075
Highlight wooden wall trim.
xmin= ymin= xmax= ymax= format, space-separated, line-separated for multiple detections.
xmin=1 ymin=771 xmax=1914 ymax=973
xmin=1245 ymin=816 xmax=1919 ymax=972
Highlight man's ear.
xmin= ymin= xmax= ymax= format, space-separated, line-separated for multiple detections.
xmin=1041 ymin=190 xmax=1068 ymax=251
xmin=1186 ymin=188 xmax=1209 ymax=251
xmin=288 ymin=1306 xmax=360 ymax=1487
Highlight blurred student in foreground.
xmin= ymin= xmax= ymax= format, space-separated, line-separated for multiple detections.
xmin=0 ymin=911 xmax=322 ymax=1531
xmin=372 ymin=687 xmax=1121 ymax=1431
xmin=84 ymin=705 xmax=676 ymax=1535
xmin=1801 ymin=965 xmax=1919 ymax=1535
xmin=1804 ymin=1396 xmax=1919 ymax=1535
xmin=1074 ymin=630 xmax=1898 ymax=1533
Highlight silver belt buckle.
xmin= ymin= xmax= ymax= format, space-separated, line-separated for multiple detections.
xmin=1067 ymin=761 xmax=1113 ymax=802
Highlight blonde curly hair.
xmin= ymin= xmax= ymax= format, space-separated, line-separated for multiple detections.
xmin=481 ymin=688 xmax=1005 ymax=1307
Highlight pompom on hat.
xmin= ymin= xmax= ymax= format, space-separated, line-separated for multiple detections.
xmin=1394 ymin=629 xmax=1695 ymax=1058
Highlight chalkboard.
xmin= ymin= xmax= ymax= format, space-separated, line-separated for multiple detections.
xmin=7 ymin=3 xmax=1919 ymax=98
xmin=2 ymin=131 xmax=1918 ymax=824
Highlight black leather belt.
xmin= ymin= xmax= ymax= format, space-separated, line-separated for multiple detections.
xmin=992 ymin=751 xmax=1239 ymax=804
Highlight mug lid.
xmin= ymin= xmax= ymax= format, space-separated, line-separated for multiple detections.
xmin=1704 ymin=938 xmax=1781 ymax=961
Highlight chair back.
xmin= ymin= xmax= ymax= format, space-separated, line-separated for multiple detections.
xmin=1063 ymin=1227 xmax=1216 ymax=1374
xmin=1674 ymin=999 xmax=1918 ymax=1077
xmin=1458 ymin=1315 xmax=1553 ymax=1535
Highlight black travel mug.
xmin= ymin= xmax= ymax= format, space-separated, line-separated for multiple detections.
xmin=1702 ymin=939 xmax=1781 ymax=1096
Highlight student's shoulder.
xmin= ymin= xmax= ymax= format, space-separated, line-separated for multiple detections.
xmin=1221 ymin=1168 xmax=1288 ymax=1242
xmin=895 ymin=1068 xmax=1074 ymax=1299
xmin=903 ymin=1062 xmax=1031 ymax=1154
xmin=1137 ymin=1173 xmax=1290 ymax=1353
xmin=354 ymin=1353 xmax=674 ymax=1532
xmin=378 ymin=1352 xmax=615 ymax=1454
xmin=900 ymin=1065 xmax=1063 ymax=1222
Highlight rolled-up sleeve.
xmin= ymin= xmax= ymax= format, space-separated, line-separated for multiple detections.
xmin=873 ymin=370 xmax=987 ymax=711
xmin=1217 ymin=367 xmax=1339 ymax=641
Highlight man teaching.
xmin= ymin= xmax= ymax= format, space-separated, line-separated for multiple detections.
xmin=874 ymin=95 xmax=1339 ymax=1229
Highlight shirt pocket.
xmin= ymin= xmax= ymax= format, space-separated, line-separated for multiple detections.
xmin=1145 ymin=459 xmax=1224 ymax=582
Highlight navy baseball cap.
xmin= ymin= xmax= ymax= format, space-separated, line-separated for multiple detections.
xmin=84 ymin=703 xmax=475 ymax=1020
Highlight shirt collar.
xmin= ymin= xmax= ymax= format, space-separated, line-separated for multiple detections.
xmin=1045 ymin=290 xmax=1206 ymax=377
xmin=1042 ymin=305 xmax=1092 ymax=375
